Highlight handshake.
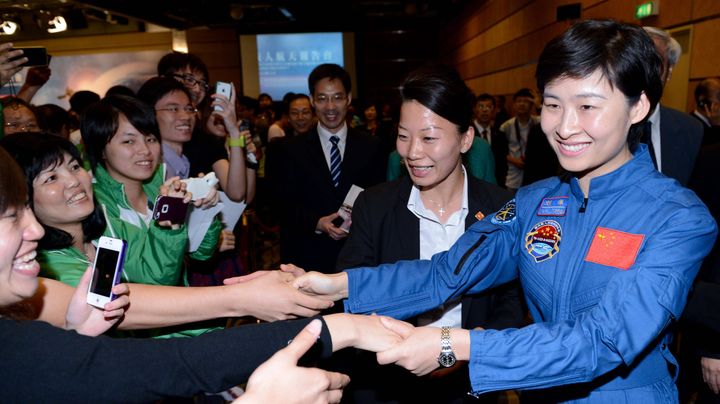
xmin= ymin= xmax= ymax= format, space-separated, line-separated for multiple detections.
xmin=223 ymin=264 xmax=472 ymax=378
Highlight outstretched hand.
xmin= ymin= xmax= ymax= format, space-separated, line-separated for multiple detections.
xmin=223 ymin=270 xmax=334 ymax=321
xmin=323 ymin=313 xmax=408 ymax=353
xmin=237 ymin=319 xmax=350 ymax=404
xmin=292 ymin=270 xmax=349 ymax=301
xmin=376 ymin=318 xmax=444 ymax=376
xmin=65 ymin=266 xmax=129 ymax=336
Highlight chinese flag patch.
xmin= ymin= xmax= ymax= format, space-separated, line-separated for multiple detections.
xmin=584 ymin=227 xmax=644 ymax=270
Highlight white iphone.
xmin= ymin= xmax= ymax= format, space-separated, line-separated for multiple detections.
xmin=87 ymin=236 xmax=127 ymax=308
xmin=214 ymin=81 xmax=232 ymax=112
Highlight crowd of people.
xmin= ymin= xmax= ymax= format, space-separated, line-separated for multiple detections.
xmin=0 ymin=18 xmax=718 ymax=404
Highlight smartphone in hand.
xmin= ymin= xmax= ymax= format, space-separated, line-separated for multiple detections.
xmin=12 ymin=47 xmax=49 ymax=67
xmin=152 ymin=195 xmax=189 ymax=225
xmin=87 ymin=236 xmax=127 ymax=308
xmin=214 ymin=81 xmax=232 ymax=112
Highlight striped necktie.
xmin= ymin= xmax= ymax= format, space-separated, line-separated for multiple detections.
xmin=329 ymin=135 xmax=342 ymax=187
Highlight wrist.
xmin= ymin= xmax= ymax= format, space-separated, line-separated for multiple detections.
xmin=334 ymin=272 xmax=349 ymax=299
xmin=222 ymin=284 xmax=249 ymax=317
xmin=228 ymin=136 xmax=245 ymax=148
xmin=452 ymin=328 xmax=471 ymax=361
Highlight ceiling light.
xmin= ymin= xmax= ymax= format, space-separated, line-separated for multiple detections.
xmin=0 ymin=20 xmax=19 ymax=35
xmin=47 ymin=15 xmax=67 ymax=33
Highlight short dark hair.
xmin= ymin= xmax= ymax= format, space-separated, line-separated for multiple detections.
xmin=513 ymin=88 xmax=534 ymax=101
xmin=0 ymin=132 xmax=106 ymax=250
xmin=401 ymin=65 xmax=475 ymax=133
xmin=286 ymin=93 xmax=311 ymax=113
xmin=35 ymin=104 xmax=71 ymax=138
xmin=105 ymin=85 xmax=136 ymax=98
xmin=694 ymin=77 xmax=720 ymax=104
xmin=536 ymin=19 xmax=662 ymax=114
xmin=476 ymin=93 xmax=496 ymax=107
xmin=308 ymin=64 xmax=351 ymax=96
xmin=0 ymin=146 xmax=27 ymax=215
xmin=81 ymin=95 xmax=159 ymax=171
xmin=69 ymin=90 xmax=101 ymax=114
xmin=157 ymin=51 xmax=209 ymax=81
xmin=137 ymin=76 xmax=193 ymax=109
xmin=536 ymin=19 xmax=662 ymax=146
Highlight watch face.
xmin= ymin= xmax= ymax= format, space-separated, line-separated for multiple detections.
xmin=438 ymin=352 xmax=457 ymax=368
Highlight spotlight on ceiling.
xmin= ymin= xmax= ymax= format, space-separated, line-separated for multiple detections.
xmin=47 ymin=15 xmax=67 ymax=33
xmin=0 ymin=20 xmax=19 ymax=35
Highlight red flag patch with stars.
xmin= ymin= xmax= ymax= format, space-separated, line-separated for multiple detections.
xmin=584 ymin=227 xmax=644 ymax=270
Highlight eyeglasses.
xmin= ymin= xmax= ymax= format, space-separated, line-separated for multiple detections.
xmin=476 ymin=105 xmax=494 ymax=111
xmin=170 ymin=73 xmax=209 ymax=91
xmin=314 ymin=94 xmax=347 ymax=106
xmin=156 ymin=105 xmax=198 ymax=114
xmin=4 ymin=121 xmax=38 ymax=131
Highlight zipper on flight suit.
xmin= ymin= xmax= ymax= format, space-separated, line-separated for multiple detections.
xmin=453 ymin=235 xmax=487 ymax=274
xmin=579 ymin=197 xmax=588 ymax=213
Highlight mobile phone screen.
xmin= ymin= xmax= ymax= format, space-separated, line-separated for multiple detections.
xmin=90 ymin=247 xmax=119 ymax=297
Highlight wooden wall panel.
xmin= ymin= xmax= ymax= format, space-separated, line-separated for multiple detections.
xmin=619 ymin=0 xmax=693 ymax=29
xmin=465 ymin=64 xmax=537 ymax=95
xmin=14 ymin=32 xmax=171 ymax=55
xmin=444 ymin=0 xmax=720 ymax=104
xmin=582 ymin=0 xmax=636 ymax=21
xmin=692 ymin=0 xmax=720 ymax=20
xmin=187 ymin=28 xmax=242 ymax=93
xmin=456 ymin=22 xmax=568 ymax=80
xmin=450 ymin=0 xmax=578 ymax=65
xmin=445 ymin=0 xmax=531 ymax=52
xmin=689 ymin=19 xmax=720 ymax=79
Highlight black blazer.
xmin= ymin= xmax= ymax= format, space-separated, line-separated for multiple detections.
xmin=659 ymin=106 xmax=703 ymax=186
xmin=267 ymin=125 xmax=386 ymax=273
xmin=337 ymin=175 xmax=525 ymax=330
xmin=684 ymin=142 xmax=720 ymax=357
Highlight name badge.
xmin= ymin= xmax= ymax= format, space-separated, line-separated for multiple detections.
xmin=537 ymin=196 xmax=568 ymax=217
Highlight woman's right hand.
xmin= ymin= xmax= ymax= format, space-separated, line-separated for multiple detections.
xmin=160 ymin=176 xmax=192 ymax=202
xmin=292 ymin=269 xmax=349 ymax=301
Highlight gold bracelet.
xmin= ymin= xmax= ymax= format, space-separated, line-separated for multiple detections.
xmin=228 ymin=137 xmax=245 ymax=148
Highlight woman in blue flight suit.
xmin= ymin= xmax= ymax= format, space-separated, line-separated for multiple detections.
xmin=291 ymin=19 xmax=718 ymax=402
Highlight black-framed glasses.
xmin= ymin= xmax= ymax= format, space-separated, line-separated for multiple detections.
xmin=155 ymin=105 xmax=198 ymax=114
xmin=170 ymin=73 xmax=209 ymax=91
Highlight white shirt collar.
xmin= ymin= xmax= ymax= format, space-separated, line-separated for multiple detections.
xmin=407 ymin=166 xmax=469 ymax=226
xmin=693 ymin=110 xmax=711 ymax=127
xmin=317 ymin=121 xmax=348 ymax=143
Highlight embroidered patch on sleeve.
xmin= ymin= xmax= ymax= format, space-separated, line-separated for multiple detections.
xmin=491 ymin=199 xmax=516 ymax=224
xmin=584 ymin=227 xmax=644 ymax=270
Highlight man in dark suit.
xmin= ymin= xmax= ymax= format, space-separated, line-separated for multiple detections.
xmin=643 ymin=26 xmax=703 ymax=186
xmin=268 ymin=64 xmax=385 ymax=274
xmin=692 ymin=77 xmax=720 ymax=146
xmin=472 ymin=93 xmax=508 ymax=186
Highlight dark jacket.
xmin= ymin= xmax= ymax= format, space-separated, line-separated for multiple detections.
xmin=268 ymin=125 xmax=386 ymax=273
xmin=337 ymin=174 xmax=524 ymax=330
